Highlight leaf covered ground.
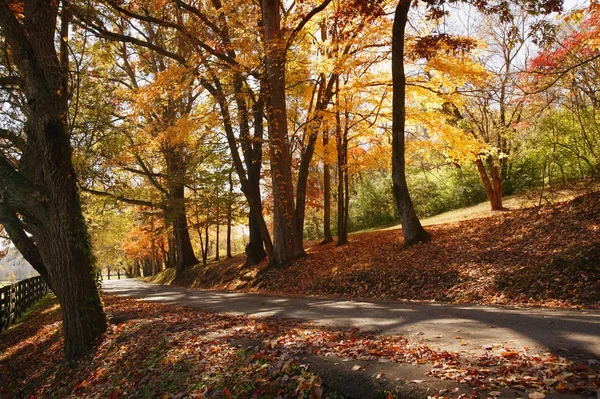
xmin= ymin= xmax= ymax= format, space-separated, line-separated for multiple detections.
xmin=1 ymin=294 xmax=599 ymax=399
xmin=172 ymin=192 xmax=600 ymax=309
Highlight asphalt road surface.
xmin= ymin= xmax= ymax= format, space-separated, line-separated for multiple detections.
xmin=102 ymin=278 xmax=600 ymax=361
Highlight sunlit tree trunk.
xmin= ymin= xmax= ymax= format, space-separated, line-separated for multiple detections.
xmin=261 ymin=0 xmax=303 ymax=266
xmin=475 ymin=157 xmax=504 ymax=210
xmin=335 ymin=79 xmax=349 ymax=246
xmin=322 ymin=125 xmax=333 ymax=244
xmin=165 ymin=150 xmax=199 ymax=273
xmin=392 ymin=0 xmax=430 ymax=245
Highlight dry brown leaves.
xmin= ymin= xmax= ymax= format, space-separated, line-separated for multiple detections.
xmin=1 ymin=295 xmax=598 ymax=398
xmin=255 ymin=192 xmax=600 ymax=309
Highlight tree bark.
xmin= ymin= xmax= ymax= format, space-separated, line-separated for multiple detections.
xmin=167 ymin=232 xmax=177 ymax=268
xmin=165 ymin=149 xmax=199 ymax=274
xmin=244 ymin=94 xmax=268 ymax=265
xmin=295 ymin=74 xmax=337 ymax=248
xmin=204 ymin=77 xmax=272 ymax=262
xmin=0 ymin=1 xmax=106 ymax=360
xmin=261 ymin=0 xmax=303 ymax=266
xmin=227 ymin=170 xmax=233 ymax=259
xmin=204 ymin=226 xmax=209 ymax=264
xmin=322 ymin=125 xmax=333 ymax=244
xmin=336 ymin=80 xmax=348 ymax=246
xmin=475 ymin=157 xmax=504 ymax=210
xmin=391 ymin=0 xmax=430 ymax=246
xmin=215 ymin=203 xmax=220 ymax=261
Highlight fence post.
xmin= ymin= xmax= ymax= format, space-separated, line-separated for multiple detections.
xmin=0 ymin=276 xmax=49 ymax=332
xmin=0 ymin=286 xmax=8 ymax=331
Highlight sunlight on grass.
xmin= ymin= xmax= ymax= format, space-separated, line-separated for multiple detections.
xmin=144 ymin=268 xmax=176 ymax=285
xmin=374 ymin=186 xmax=593 ymax=233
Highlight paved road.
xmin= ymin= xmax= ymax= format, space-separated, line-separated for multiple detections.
xmin=102 ymin=279 xmax=600 ymax=360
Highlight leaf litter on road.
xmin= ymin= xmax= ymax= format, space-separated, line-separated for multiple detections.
xmin=1 ymin=294 xmax=597 ymax=398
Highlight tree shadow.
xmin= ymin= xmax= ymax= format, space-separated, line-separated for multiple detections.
xmin=103 ymin=279 xmax=600 ymax=363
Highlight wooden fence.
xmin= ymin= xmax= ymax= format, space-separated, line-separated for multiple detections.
xmin=0 ymin=276 xmax=50 ymax=332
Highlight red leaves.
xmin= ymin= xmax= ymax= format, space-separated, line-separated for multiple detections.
xmin=428 ymin=346 xmax=600 ymax=396
xmin=500 ymin=351 xmax=520 ymax=359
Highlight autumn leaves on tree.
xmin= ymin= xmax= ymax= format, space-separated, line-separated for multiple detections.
xmin=1 ymin=0 xmax=590 ymax=361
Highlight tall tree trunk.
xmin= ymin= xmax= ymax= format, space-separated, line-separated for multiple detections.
xmin=134 ymin=260 xmax=141 ymax=278
xmin=215 ymin=206 xmax=220 ymax=261
xmin=204 ymin=226 xmax=210 ymax=265
xmin=227 ymin=170 xmax=233 ymax=259
xmin=166 ymin=232 xmax=177 ymax=268
xmin=0 ymin=1 xmax=106 ymax=360
xmin=205 ymin=78 xmax=272 ymax=263
xmin=169 ymin=184 xmax=199 ymax=273
xmin=261 ymin=0 xmax=303 ymax=266
xmin=294 ymin=74 xmax=336 ymax=248
xmin=322 ymin=125 xmax=333 ymax=244
xmin=205 ymin=0 xmax=270 ymax=263
xmin=336 ymin=81 xmax=348 ymax=246
xmin=391 ymin=0 xmax=430 ymax=245
xmin=244 ymin=95 xmax=268 ymax=265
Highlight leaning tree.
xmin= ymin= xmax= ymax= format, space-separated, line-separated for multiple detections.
xmin=0 ymin=0 xmax=106 ymax=360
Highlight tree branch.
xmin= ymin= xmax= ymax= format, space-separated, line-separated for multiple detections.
xmin=71 ymin=11 xmax=188 ymax=65
xmin=0 ymin=75 xmax=24 ymax=89
xmin=0 ymin=128 xmax=25 ymax=151
xmin=0 ymin=203 xmax=51 ymax=288
xmin=80 ymin=186 xmax=159 ymax=208
xmin=102 ymin=1 xmax=238 ymax=66
xmin=0 ymin=154 xmax=45 ymax=221
xmin=287 ymin=0 xmax=333 ymax=49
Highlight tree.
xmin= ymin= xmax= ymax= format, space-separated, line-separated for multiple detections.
xmin=523 ymin=3 xmax=600 ymax=181
xmin=0 ymin=0 xmax=106 ymax=360
xmin=390 ymin=0 xmax=563 ymax=243
xmin=392 ymin=0 xmax=430 ymax=245
xmin=460 ymin=8 xmax=534 ymax=210
xmin=77 ymin=0 xmax=275 ymax=267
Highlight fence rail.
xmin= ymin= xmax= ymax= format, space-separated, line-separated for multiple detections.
xmin=0 ymin=276 xmax=50 ymax=332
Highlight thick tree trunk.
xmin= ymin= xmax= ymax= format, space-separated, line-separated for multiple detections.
xmin=167 ymin=233 xmax=177 ymax=268
xmin=246 ymin=210 xmax=267 ymax=266
xmin=391 ymin=0 xmax=430 ymax=246
xmin=0 ymin=1 xmax=106 ymax=360
xmin=134 ymin=261 xmax=141 ymax=278
xmin=261 ymin=0 xmax=303 ymax=266
xmin=169 ymin=184 xmax=199 ymax=273
xmin=165 ymin=146 xmax=199 ymax=273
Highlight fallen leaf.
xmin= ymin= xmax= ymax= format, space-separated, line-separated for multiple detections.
xmin=310 ymin=385 xmax=323 ymax=399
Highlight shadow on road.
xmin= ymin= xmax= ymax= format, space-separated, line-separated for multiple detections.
xmin=102 ymin=279 xmax=600 ymax=362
